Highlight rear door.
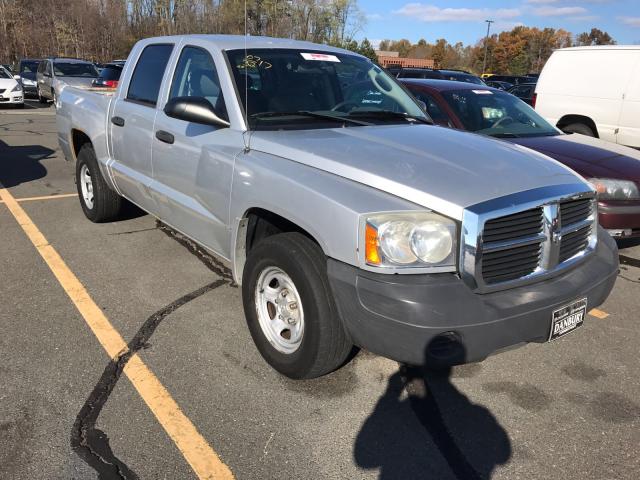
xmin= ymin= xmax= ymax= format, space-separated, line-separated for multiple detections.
xmin=150 ymin=43 xmax=239 ymax=258
xmin=617 ymin=52 xmax=640 ymax=148
xmin=108 ymin=43 xmax=174 ymax=213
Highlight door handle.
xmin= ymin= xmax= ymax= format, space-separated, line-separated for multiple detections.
xmin=155 ymin=130 xmax=174 ymax=145
xmin=111 ymin=116 xmax=125 ymax=127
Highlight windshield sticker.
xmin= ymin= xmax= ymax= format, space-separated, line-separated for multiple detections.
xmin=472 ymin=90 xmax=493 ymax=95
xmin=300 ymin=53 xmax=340 ymax=62
xmin=237 ymin=55 xmax=272 ymax=70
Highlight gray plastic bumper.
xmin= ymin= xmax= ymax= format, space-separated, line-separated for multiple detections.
xmin=327 ymin=229 xmax=619 ymax=366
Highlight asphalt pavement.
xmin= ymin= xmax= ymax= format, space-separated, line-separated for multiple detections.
xmin=1 ymin=102 xmax=639 ymax=479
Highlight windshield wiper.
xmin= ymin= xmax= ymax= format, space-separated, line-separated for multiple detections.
xmin=487 ymin=132 xmax=521 ymax=138
xmin=346 ymin=110 xmax=432 ymax=125
xmin=250 ymin=111 xmax=371 ymax=126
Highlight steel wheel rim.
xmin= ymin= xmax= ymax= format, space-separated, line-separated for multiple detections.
xmin=80 ymin=164 xmax=94 ymax=210
xmin=255 ymin=266 xmax=304 ymax=354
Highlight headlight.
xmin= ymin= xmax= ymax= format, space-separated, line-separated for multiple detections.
xmin=589 ymin=178 xmax=640 ymax=200
xmin=23 ymin=78 xmax=35 ymax=86
xmin=11 ymin=83 xmax=22 ymax=92
xmin=363 ymin=212 xmax=457 ymax=271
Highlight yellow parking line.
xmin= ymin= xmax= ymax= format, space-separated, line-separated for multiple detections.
xmin=589 ymin=308 xmax=609 ymax=319
xmin=0 ymin=193 xmax=78 ymax=203
xmin=0 ymin=185 xmax=234 ymax=480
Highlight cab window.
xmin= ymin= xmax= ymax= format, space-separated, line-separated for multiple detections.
xmin=169 ymin=46 xmax=227 ymax=120
xmin=127 ymin=44 xmax=174 ymax=107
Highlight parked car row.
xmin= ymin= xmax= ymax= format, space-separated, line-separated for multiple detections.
xmin=4 ymin=57 xmax=123 ymax=107
xmin=393 ymin=67 xmax=486 ymax=85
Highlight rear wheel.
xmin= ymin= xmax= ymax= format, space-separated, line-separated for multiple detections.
xmin=561 ymin=122 xmax=595 ymax=137
xmin=75 ymin=144 xmax=123 ymax=222
xmin=242 ymin=233 xmax=352 ymax=379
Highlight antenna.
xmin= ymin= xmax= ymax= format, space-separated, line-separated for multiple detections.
xmin=242 ymin=0 xmax=252 ymax=153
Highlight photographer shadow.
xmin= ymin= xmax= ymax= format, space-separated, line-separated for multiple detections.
xmin=0 ymin=139 xmax=54 ymax=188
xmin=354 ymin=340 xmax=511 ymax=479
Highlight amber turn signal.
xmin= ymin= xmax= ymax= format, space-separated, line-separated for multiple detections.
xmin=365 ymin=223 xmax=381 ymax=265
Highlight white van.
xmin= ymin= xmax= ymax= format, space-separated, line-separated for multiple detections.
xmin=535 ymin=46 xmax=640 ymax=148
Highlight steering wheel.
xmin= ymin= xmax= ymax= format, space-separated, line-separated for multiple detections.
xmin=331 ymin=100 xmax=361 ymax=113
xmin=493 ymin=116 xmax=515 ymax=128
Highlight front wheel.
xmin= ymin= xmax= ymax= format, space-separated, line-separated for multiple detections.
xmin=242 ymin=233 xmax=352 ymax=379
xmin=75 ymin=144 xmax=123 ymax=222
xmin=562 ymin=122 xmax=595 ymax=137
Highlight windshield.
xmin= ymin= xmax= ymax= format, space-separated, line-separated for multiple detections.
xmin=226 ymin=48 xmax=429 ymax=130
xmin=53 ymin=62 xmax=98 ymax=78
xmin=20 ymin=61 xmax=39 ymax=73
xmin=0 ymin=67 xmax=11 ymax=79
xmin=441 ymin=88 xmax=559 ymax=137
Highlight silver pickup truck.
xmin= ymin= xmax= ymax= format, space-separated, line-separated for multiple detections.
xmin=57 ymin=35 xmax=618 ymax=379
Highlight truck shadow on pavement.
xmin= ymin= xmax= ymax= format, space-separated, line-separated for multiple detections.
xmin=355 ymin=343 xmax=511 ymax=480
xmin=0 ymin=139 xmax=54 ymax=188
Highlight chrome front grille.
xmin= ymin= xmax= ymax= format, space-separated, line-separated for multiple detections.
xmin=460 ymin=186 xmax=598 ymax=293
xmin=559 ymin=198 xmax=593 ymax=263
xmin=560 ymin=198 xmax=592 ymax=225
xmin=482 ymin=208 xmax=543 ymax=284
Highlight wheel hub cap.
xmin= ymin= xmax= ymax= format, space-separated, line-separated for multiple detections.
xmin=80 ymin=164 xmax=94 ymax=209
xmin=255 ymin=267 xmax=304 ymax=354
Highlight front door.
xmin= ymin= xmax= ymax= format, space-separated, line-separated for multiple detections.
xmin=151 ymin=44 xmax=240 ymax=259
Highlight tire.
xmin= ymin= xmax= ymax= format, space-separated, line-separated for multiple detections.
xmin=242 ymin=233 xmax=352 ymax=379
xmin=38 ymin=88 xmax=47 ymax=104
xmin=75 ymin=144 xmax=123 ymax=222
xmin=562 ymin=122 xmax=595 ymax=137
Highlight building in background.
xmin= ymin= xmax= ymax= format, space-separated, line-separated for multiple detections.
xmin=375 ymin=50 xmax=435 ymax=69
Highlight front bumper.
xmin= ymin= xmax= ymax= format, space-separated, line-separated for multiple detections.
xmin=21 ymin=84 xmax=37 ymax=96
xmin=328 ymin=228 xmax=618 ymax=366
xmin=598 ymin=201 xmax=640 ymax=238
xmin=0 ymin=92 xmax=24 ymax=104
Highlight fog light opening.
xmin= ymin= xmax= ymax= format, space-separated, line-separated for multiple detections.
xmin=426 ymin=331 xmax=465 ymax=366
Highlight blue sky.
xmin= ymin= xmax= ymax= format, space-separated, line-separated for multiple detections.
xmin=358 ymin=0 xmax=640 ymax=47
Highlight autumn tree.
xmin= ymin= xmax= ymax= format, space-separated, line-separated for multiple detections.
xmin=576 ymin=28 xmax=616 ymax=46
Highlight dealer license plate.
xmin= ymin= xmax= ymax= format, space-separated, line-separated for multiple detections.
xmin=549 ymin=298 xmax=587 ymax=341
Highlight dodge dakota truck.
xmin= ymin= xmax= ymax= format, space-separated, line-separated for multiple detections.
xmin=57 ymin=35 xmax=619 ymax=379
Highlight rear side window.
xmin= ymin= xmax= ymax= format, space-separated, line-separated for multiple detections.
xmin=127 ymin=44 xmax=174 ymax=106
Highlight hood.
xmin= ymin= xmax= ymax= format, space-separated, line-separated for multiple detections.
xmin=0 ymin=78 xmax=18 ymax=90
xmin=510 ymin=134 xmax=640 ymax=185
xmin=249 ymin=125 xmax=585 ymax=220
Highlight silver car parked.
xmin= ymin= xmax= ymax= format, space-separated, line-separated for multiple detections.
xmin=36 ymin=57 xmax=98 ymax=106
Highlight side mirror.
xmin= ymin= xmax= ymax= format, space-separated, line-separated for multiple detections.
xmin=164 ymin=96 xmax=230 ymax=128
xmin=13 ymin=74 xmax=20 ymax=80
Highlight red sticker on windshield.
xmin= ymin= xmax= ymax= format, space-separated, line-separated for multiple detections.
xmin=301 ymin=53 xmax=340 ymax=62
